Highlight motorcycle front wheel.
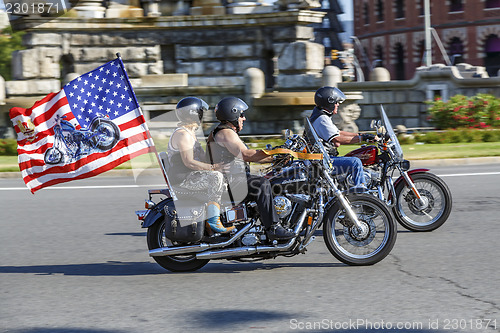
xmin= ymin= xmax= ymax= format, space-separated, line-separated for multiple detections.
xmin=44 ymin=147 xmax=63 ymax=164
xmin=147 ymin=217 xmax=210 ymax=272
xmin=323 ymin=194 xmax=397 ymax=266
xmin=393 ymin=172 xmax=452 ymax=232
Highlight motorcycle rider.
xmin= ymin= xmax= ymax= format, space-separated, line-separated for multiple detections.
xmin=166 ymin=97 xmax=234 ymax=234
xmin=309 ymin=86 xmax=377 ymax=193
xmin=206 ymin=97 xmax=295 ymax=240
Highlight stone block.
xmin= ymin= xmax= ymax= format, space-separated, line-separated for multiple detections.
xmin=140 ymin=74 xmax=188 ymax=87
xmin=147 ymin=62 xmax=163 ymax=75
xmin=205 ymin=61 xmax=224 ymax=74
xmin=12 ymin=48 xmax=62 ymax=80
xmin=278 ymin=41 xmax=324 ymax=73
xmin=73 ymin=48 xmax=109 ymax=62
xmin=6 ymin=79 xmax=61 ymax=96
xmin=188 ymin=76 xmax=244 ymax=87
xmin=371 ymin=91 xmax=394 ymax=104
xmin=189 ymin=46 xmax=209 ymax=59
xmin=229 ymin=59 xmax=261 ymax=73
xmin=394 ymin=91 xmax=408 ymax=103
xmin=227 ymin=44 xmax=255 ymax=58
xmin=276 ymin=73 xmax=322 ymax=89
xmin=23 ymin=33 xmax=63 ymax=47
xmin=177 ymin=62 xmax=205 ymax=75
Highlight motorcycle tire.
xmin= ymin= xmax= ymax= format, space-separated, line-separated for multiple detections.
xmin=323 ymin=194 xmax=397 ymax=266
xmin=147 ymin=216 xmax=210 ymax=272
xmin=393 ymin=172 xmax=452 ymax=232
xmin=90 ymin=119 xmax=120 ymax=150
xmin=44 ymin=147 xmax=63 ymax=164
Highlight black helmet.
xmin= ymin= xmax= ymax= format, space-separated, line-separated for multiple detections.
xmin=215 ymin=97 xmax=248 ymax=123
xmin=314 ymin=86 xmax=346 ymax=114
xmin=175 ymin=97 xmax=208 ymax=124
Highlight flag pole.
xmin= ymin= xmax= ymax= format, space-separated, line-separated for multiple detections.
xmin=115 ymin=53 xmax=170 ymax=186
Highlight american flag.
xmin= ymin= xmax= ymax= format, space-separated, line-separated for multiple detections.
xmin=9 ymin=57 xmax=155 ymax=193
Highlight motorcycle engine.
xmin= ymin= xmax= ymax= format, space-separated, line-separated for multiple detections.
xmin=241 ymin=226 xmax=266 ymax=246
xmin=273 ymin=196 xmax=292 ymax=219
xmin=346 ymin=169 xmax=380 ymax=188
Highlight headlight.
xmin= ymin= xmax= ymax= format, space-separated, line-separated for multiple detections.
xmin=400 ymin=160 xmax=410 ymax=171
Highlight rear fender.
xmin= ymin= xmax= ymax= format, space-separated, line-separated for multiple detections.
xmin=141 ymin=198 xmax=174 ymax=228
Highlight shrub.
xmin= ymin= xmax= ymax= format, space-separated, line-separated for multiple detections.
xmin=427 ymin=94 xmax=500 ymax=129
xmin=0 ymin=139 xmax=18 ymax=156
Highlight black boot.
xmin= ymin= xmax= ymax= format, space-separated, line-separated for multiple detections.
xmin=267 ymin=224 xmax=295 ymax=240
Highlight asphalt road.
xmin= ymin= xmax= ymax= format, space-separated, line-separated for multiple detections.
xmin=1 ymin=163 xmax=499 ymax=333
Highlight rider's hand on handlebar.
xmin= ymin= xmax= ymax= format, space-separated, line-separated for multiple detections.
xmin=360 ymin=133 xmax=379 ymax=143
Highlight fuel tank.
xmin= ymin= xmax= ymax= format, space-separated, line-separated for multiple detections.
xmin=345 ymin=145 xmax=379 ymax=166
xmin=266 ymin=163 xmax=311 ymax=195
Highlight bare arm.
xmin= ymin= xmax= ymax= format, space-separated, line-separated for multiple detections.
xmin=172 ymin=130 xmax=215 ymax=171
xmin=330 ymin=131 xmax=362 ymax=146
xmin=215 ymin=128 xmax=273 ymax=163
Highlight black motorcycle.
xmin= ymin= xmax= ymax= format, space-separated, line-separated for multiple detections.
xmin=135 ymin=118 xmax=397 ymax=272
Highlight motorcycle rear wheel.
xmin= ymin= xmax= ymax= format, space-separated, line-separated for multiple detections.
xmin=393 ymin=172 xmax=452 ymax=232
xmin=147 ymin=217 xmax=209 ymax=272
xmin=323 ymin=194 xmax=397 ymax=266
xmin=90 ymin=119 xmax=120 ymax=150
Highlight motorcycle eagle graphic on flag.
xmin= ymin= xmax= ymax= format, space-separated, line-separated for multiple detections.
xmin=9 ymin=56 xmax=155 ymax=193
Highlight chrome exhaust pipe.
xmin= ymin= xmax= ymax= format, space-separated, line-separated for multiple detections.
xmin=149 ymin=223 xmax=253 ymax=257
xmin=196 ymin=208 xmax=309 ymax=260
xmin=196 ymin=238 xmax=296 ymax=260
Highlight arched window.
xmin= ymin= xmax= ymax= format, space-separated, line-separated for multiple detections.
xmin=377 ymin=0 xmax=384 ymax=21
xmin=364 ymin=3 xmax=370 ymax=24
xmin=485 ymin=0 xmax=500 ymax=8
xmin=375 ymin=45 xmax=384 ymax=67
xmin=484 ymin=34 xmax=500 ymax=77
xmin=450 ymin=0 xmax=463 ymax=12
xmin=394 ymin=43 xmax=406 ymax=80
xmin=395 ymin=0 xmax=405 ymax=18
xmin=449 ymin=37 xmax=464 ymax=65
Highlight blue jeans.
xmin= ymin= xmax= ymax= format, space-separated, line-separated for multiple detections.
xmin=331 ymin=156 xmax=366 ymax=187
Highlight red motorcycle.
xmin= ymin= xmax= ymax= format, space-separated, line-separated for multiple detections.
xmin=340 ymin=106 xmax=452 ymax=232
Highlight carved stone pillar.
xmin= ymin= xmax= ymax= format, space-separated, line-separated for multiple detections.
xmin=71 ymin=0 xmax=106 ymax=18
xmin=141 ymin=0 xmax=161 ymax=16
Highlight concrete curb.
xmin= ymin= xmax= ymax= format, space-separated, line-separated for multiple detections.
xmin=2 ymin=156 xmax=500 ymax=180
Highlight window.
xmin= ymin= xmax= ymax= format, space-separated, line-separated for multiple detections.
xmin=449 ymin=37 xmax=464 ymax=64
xmin=364 ymin=3 xmax=370 ymax=24
xmin=395 ymin=0 xmax=405 ymax=18
xmin=484 ymin=34 xmax=500 ymax=77
xmin=419 ymin=0 xmax=425 ymax=15
xmin=377 ymin=0 xmax=384 ymax=21
xmin=394 ymin=43 xmax=405 ymax=80
xmin=485 ymin=0 xmax=500 ymax=8
xmin=374 ymin=45 xmax=384 ymax=67
xmin=450 ymin=0 xmax=463 ymax=12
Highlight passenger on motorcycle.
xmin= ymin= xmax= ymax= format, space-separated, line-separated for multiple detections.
xmin=309 ymin=86 xmax=378 ymax=193
xmin=166 ymin=97 xmax=234 ymax=234
xmin=207 ymin=97 xmax=295 ymax=240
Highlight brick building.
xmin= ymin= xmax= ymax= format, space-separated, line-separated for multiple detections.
xmin=353 ymin=0 xmax=500 ymax=79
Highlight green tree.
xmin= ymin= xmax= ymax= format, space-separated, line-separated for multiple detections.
xmin=0 ymin=26 xmax=25 ymax=81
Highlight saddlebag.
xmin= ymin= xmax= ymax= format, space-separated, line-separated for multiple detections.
xmin=163 ymin=202 xmax=205 ymax=242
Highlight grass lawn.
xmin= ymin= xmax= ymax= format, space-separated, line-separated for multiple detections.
xmin=2 ymin=141 xmax=500 ymax=172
